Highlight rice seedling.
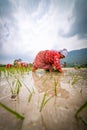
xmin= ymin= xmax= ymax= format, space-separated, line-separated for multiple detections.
xmin=10 ymin=79 xmax=22 ymax=99
xmin=75 ymin=101 xmax=87 ymax=126
xmin=0 ymin=102 xmax=24 ymax=120
xmin=40 ymin=93 xmax=46 ymax=112
xmin=42 ymin=78 xmax=48 ymax=84
xmin=75 ymin=101 xmax=87 ymax=118
xmin=39 ymin=75 xmax=59 ymax=112
xmin=28 ymin=87 xmax=35 ymax=102
xmin=71 ymin=75 xmax=79 ymax=85
xmin=0 ymin=66 xmax=33 ymax=102
xmin=4 ymin=72 xmax=22 ymax=99
xmin=21 ymin=80 xmax=34 ymax=102
xmin=40 ymin=93 xmax=52 ymax=112
xmin=28 ymin=93 xmax=33 ymax=102
xmin=21 ymin=80 xmax=31 ymax=93
xmin=15 ymin=79 xmax=22 ymax=94
xmin=20 ymin=68 xmax=25 ymax=76
xmin=4 ymin=70 xmax=12 ymax=89
xmin=10 ymin=81 xmax=15 ymax=95
xmin=54 ymin=77 xmax=58 ymax=96
xmin=43 ymin=95 xmax=52 ymax=106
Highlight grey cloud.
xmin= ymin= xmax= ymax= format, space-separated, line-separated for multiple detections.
xmin=0 ymin=23 xmax=10 ymax=39
xmin=54 ymin=0 xmax=74 ymax=11
xmin=0 ymin=0 xmax=51 ymax=42
xmin=0 ymin=0 xmax=15 ymax=18
xmin=13 ymin=0 xmax=41 ymax=14
xmin=17 ymin=0 xmax=51 ymax=19
xmin=0 ymin=0 xmax=19 ymax=41
xmin=0 ymin=0 xmax=42 ymax=16
xmin=23 ymin=0 xmax=41 ymax=13
xmin=60 ymin=0 xmax=87 ymax=39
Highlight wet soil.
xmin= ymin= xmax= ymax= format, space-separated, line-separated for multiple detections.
xmin=0 ymin=68 xmax=87 ymax=130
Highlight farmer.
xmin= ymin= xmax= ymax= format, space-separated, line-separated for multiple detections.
xmin=32 ymin=48 xmax=68 ymax=73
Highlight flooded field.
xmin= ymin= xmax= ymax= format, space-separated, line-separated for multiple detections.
xmin=0 ymin=68 xmax=87 ymax=130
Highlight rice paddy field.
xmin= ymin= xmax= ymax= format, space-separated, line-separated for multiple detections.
xmin=0 ymin=67 xmax=87 ymax=130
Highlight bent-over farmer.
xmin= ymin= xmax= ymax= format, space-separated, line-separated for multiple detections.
xmin=32 ymin=48 xmax=68 ymax=73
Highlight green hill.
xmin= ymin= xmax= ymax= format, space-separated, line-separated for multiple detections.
xmin=61 ymin=48 xmax=87 ymax=67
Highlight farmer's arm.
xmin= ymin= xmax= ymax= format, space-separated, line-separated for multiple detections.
xmin=54 ymin=55 xmax=63 ymax=73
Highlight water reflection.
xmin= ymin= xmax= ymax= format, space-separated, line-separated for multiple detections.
xmin=32 ymin=70 xmax=69 ymax=99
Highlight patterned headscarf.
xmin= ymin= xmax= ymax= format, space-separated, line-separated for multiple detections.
xmin=59 ymin=48 xmax=68 ymax=57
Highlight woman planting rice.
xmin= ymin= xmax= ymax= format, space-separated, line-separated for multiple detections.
xmin=32 ymin=48 xmax=68 ymax=73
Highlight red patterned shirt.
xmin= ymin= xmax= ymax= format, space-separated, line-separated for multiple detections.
xmin=33 ymin=50 xmax=62 ymax=71
xmin=45 ymin=50 xmax=62 ymax=71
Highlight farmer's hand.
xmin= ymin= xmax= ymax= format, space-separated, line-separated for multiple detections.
xmin=32 ymin=67 xmax=37 ymax=72
xmin=59 ymin=69 xmax=63 ymax=73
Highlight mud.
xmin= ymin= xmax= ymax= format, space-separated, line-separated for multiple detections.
xmin=0 ymin=68 xmax=87 ymax=130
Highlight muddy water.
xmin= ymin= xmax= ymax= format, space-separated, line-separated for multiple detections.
xmin=0 ymin=68 xmax=87 ymax=130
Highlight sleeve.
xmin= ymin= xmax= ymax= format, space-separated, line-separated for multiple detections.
xmin=54 ymin=55 xmax=62 ymax=71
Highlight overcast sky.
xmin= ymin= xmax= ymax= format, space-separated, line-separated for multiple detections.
xmin=0 ymin=0 xmax=87 ymax=64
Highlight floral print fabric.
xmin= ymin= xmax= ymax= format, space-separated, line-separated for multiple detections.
xmin=33 ymin=50 xmax=62 ymax=71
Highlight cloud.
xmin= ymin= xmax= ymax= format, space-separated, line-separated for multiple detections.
xmin=0 ymin=0 xmax=15 ymax=19
xmin=0 ymin=0 xmax=87 ymax=64
xmin=60 ymin=0 xmax=87 ymax=39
